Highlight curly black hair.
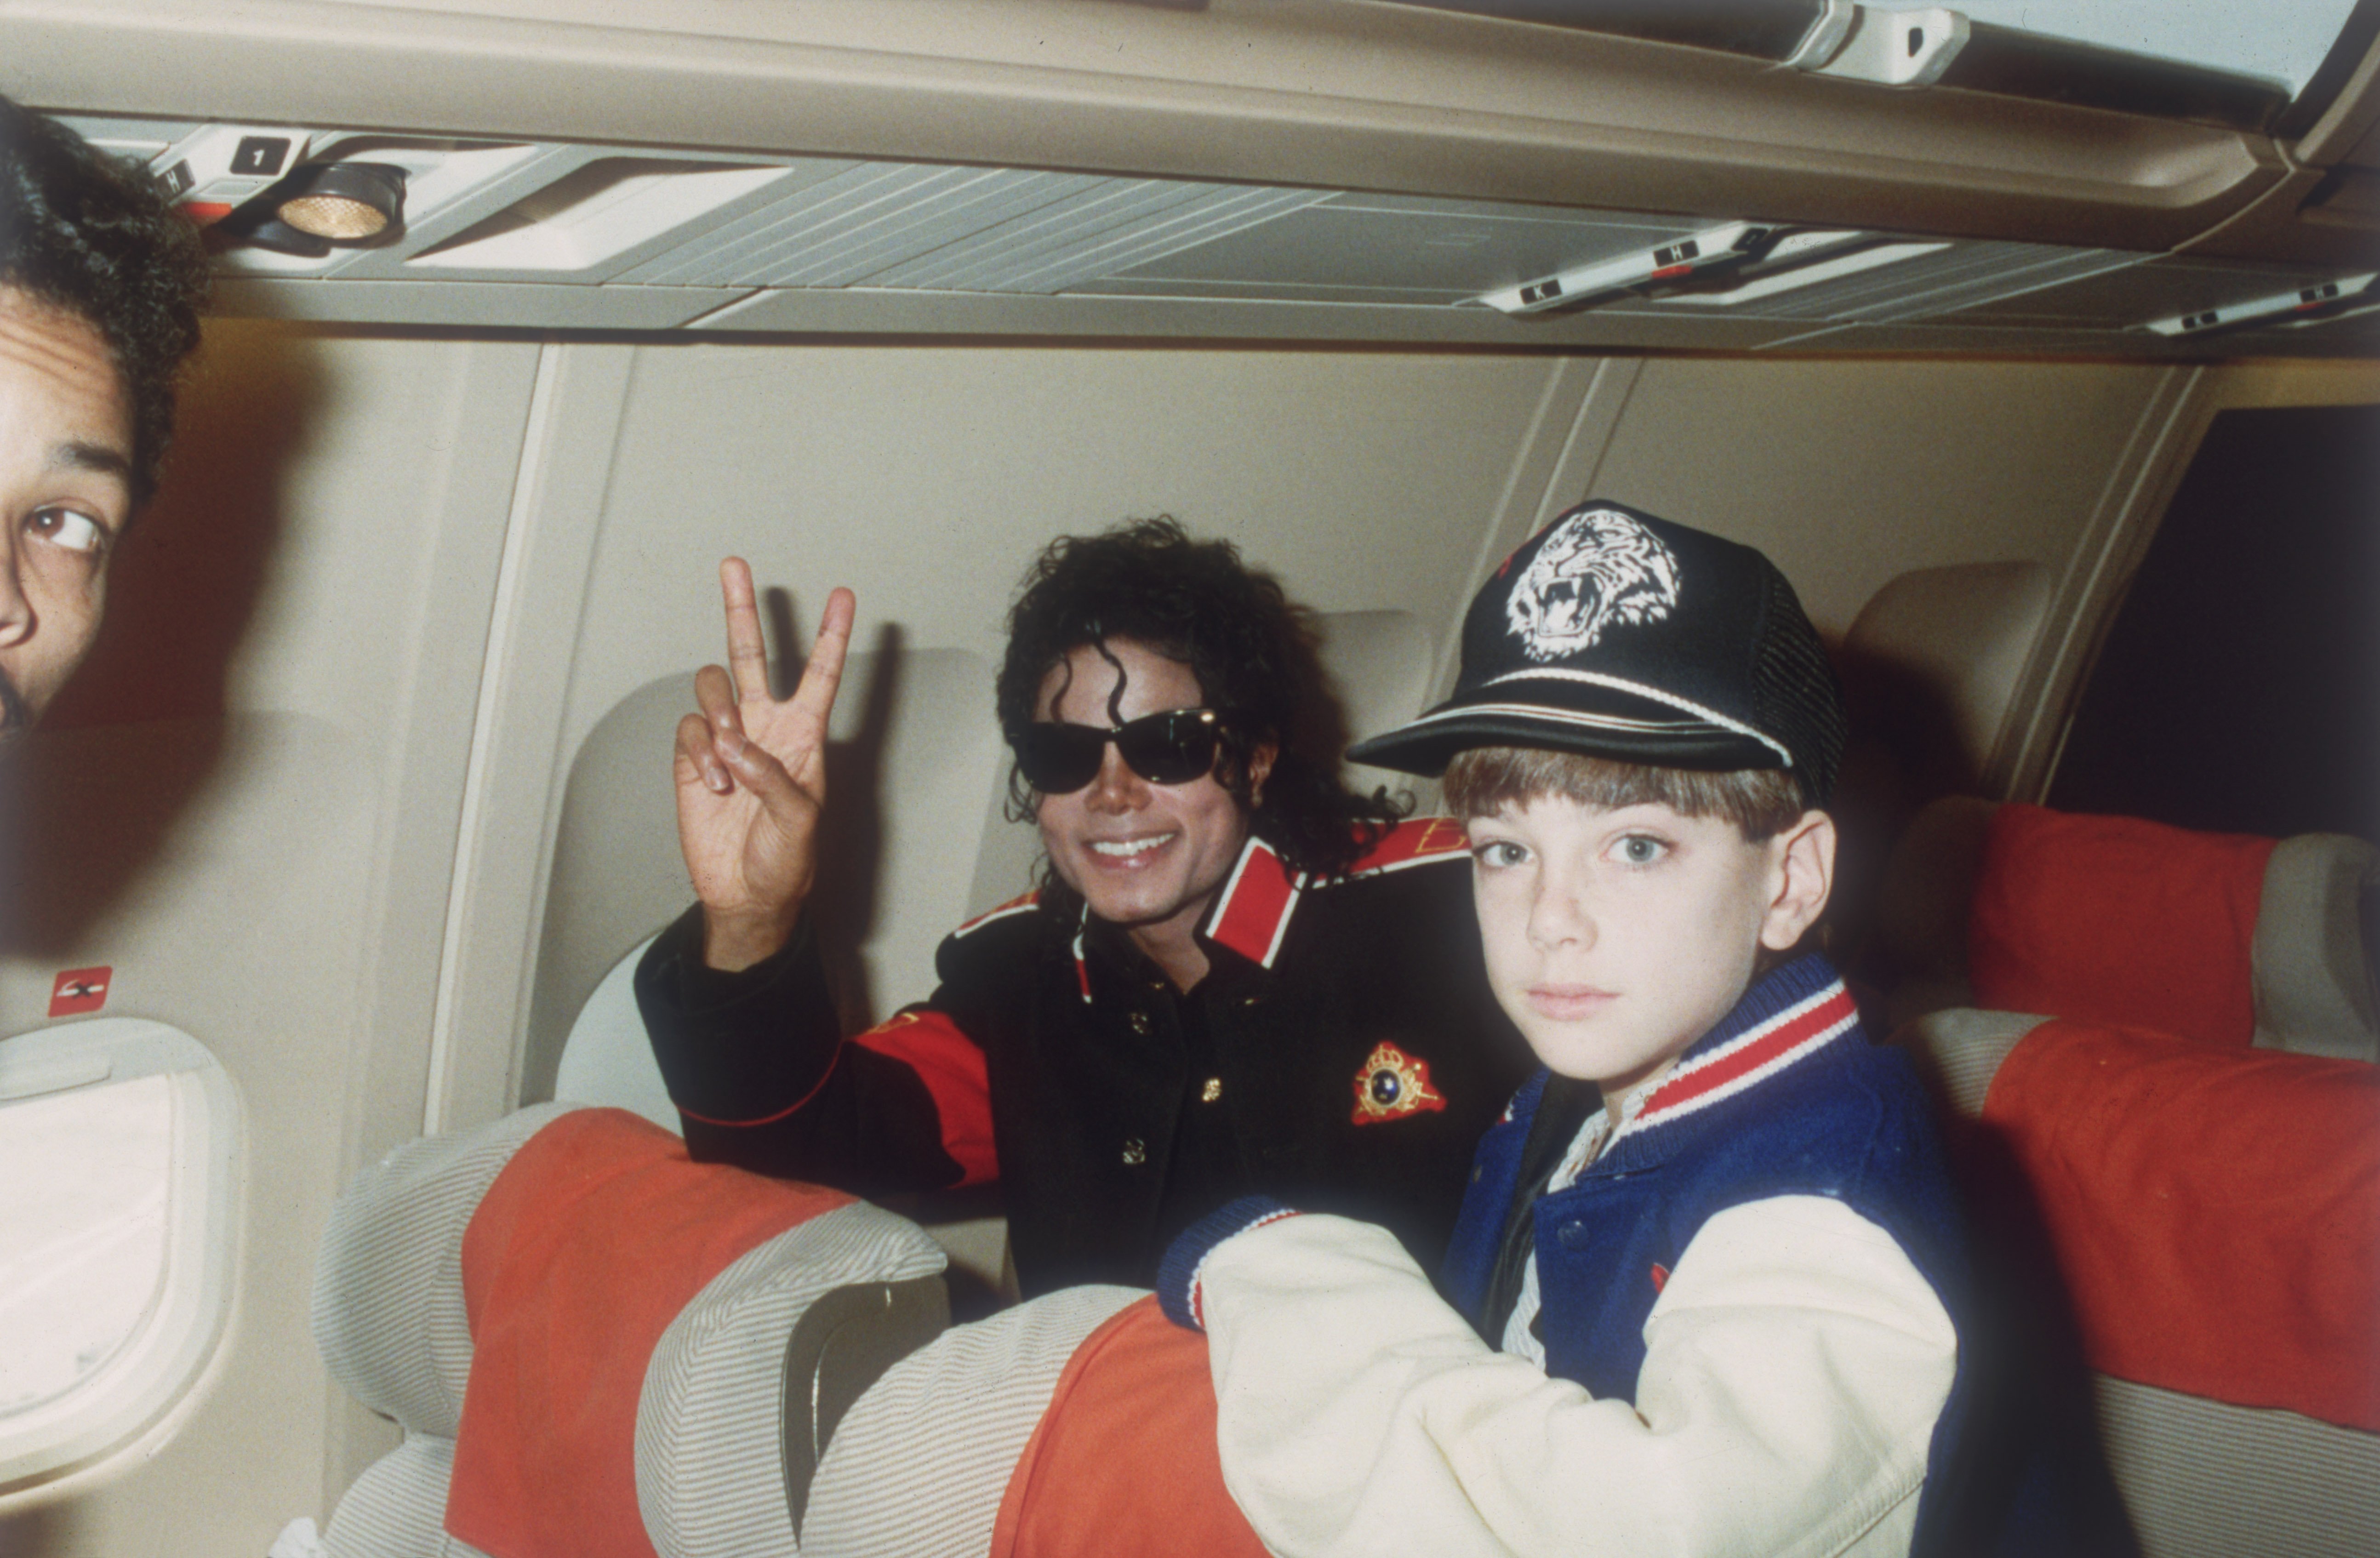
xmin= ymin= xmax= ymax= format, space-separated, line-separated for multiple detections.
xmin=0 ymin=96 xmax=210 ymax=505
xmin=996 ymin=517 xmax=1406 ymax=882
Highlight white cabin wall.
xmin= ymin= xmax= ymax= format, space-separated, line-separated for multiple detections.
xmin=0 ymin=323 xmax=538 ymax=1552
xmin=1586 ymin=358 xmax=2179 ymax=638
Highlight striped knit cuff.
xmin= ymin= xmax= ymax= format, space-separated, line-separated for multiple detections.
xmin=1157 ymin=1196 xmax=1298 ymax=1332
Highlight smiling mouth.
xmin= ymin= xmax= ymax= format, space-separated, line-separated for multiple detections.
xmin=1088 ymin=833 xmax=1175 ymax=861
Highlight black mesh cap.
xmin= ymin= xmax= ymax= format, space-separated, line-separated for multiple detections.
xmin=1347 ymin=501 xmax=1846 ymax=804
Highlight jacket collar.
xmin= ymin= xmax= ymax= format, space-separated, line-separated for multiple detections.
xmin=1587 ymin=954 xmax=1860 ymax=1167
xmin=1199 ymin=819 xmax=1474 ymax=970
xmin=1201 ymin=835 xmax=1305 ymax=969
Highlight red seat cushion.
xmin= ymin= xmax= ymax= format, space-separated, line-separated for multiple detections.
xmin=992 ymin=1295 xmax=1267 ymax=1558
xmin=1982 ymin=1018 xmax=2380 ymax=1431
xmin=447 ymin=1108 xmax=852 ymax=1558
xmin=1969 ymin=804 xmax=2275 ymax=1047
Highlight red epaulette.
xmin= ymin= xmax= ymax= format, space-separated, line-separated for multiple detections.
xmin=1202 ymin=838 xmax=1301 ymax=970
xmin=952 ymin=890 xmax=1040 ymax=940
xmin=1347 ymin=816 xmax=1470 ymax=876
xmin=1200 ymin=819 xmax=1468 ymax=971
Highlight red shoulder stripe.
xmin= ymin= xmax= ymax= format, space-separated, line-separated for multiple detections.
xmin=852 ymin=1010 xmax=998 ymax=1187
xmin=1348 ymin=816 xmax=1470 ymax=876
xmin=955 ymin=890 xmax=1040 ymax=939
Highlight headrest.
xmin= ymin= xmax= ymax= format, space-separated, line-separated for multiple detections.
xmin=1968 ymin=804 xmax=2273 ymax=1048
xmin=444 ymin=1108 xmax=944 ymax=1558
xmin=1871 ymin=795 xmax=1996 ymax=1029
xmin=1879 ymin=800 xmax=2379 ymax=1060
xmin=316 ymin=1432 xmax=479 ymax=1558
xmin=1842 ymin=560 xmax=2051 ymax=794
xmin=2253 ymin=833 xmax=2380 ymax=1059
xmin=802 ymin=1284 xmax=1146 ymax=1555
xmin=1900 ymin=1010 xmax=2380 ymax=1433
xmin=312 ymin=1102 xmax=583 ymax=1439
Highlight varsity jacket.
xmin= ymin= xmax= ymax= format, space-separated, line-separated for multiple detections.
xmin=1162 ymin=958 xmax=1978 ymax=1558
xmin=636 ymin=819 xmax=1534 ymax=1296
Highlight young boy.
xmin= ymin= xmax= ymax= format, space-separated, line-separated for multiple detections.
xmin=1155 ymin=502 xmax=1987 ymax=1558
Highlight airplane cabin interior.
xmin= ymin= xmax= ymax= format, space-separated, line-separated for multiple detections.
xmin=1 ymin=2 xmax=2375 ymax=1555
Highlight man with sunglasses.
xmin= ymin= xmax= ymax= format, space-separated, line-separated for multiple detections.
xmin=637 ymin=520 xmax=1531 ymax=1297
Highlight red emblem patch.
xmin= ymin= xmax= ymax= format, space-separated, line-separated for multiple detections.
xmin=49 ymin=966 xmax=112 ymax=1017
xmin=1350 ymin=1040 xmax=1448 ymax=1125
xmin=1649 ymin=1262 xmax=1670 ymax=1294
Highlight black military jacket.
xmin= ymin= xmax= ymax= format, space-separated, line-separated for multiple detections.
xmin=636 ymin=821 xmax=1533 ymax=1297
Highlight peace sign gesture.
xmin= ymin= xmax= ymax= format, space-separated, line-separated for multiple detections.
xmin=672 ymin=558 xmax=857 ymax=970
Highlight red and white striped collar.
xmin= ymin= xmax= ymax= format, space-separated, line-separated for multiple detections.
xmin=1197 ymin=818 xmax=1473 ymax=970
xmin=1626 ymin=973 xmax=1861 ymax=1138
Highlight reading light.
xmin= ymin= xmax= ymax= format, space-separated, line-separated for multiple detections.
xmin=2142 ymin=273 xmax=2378 ymax=337
xmin=273 ymin=162 xmax=405 ymax=241
xmin=1475 ymin=222 xmax=1775 ymax=316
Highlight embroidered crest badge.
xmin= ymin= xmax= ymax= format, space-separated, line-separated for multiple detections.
xmin=1505 ymin=506 xmax=1681 ymax=663
xmin=1349 ymin=1040 xmax=1448 ymax=1126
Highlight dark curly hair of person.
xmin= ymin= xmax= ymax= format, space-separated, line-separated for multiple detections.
xmin=995 ymin=517 xmax=1406 ymax=884
xmin=0 ymin=95 xmax=210 ymax=505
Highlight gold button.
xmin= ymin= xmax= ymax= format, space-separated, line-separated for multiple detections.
xmin=1128 ymin=1011 xmax=1152 ymax=1037
xmin=1122 ymin=1138 xmax=1147 ymax=1166
xmin=1200 ymin=1076 xmax=1222 ymax=1104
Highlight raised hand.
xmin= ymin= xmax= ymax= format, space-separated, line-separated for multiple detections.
xmin=672 ymin=558 xmax=856 ymax=970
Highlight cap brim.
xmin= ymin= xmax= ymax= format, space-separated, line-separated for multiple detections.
xmin=1347 ymin=685 xmax=1787 ymax=780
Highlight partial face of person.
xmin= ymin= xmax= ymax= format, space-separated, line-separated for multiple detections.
xmin=0 ymin=287 xmax=134 ymax=736
xmin=1031 ymin=638 xmax=1270 ymax=952
xmin=1467 ymin=794 xmax=1816 ymax=1100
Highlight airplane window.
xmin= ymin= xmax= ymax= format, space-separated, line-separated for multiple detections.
xmin=0 ymin=1076 xmax=172 ymax=1417
xmin=0 ymin=1020 xmax=240 ymax=1487
xmin=2048 ymin=404 xmax=2380 ymax=848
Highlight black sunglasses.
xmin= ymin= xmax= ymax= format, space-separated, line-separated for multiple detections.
xmin=1010 ymin=708 xmax=1236 ymax=794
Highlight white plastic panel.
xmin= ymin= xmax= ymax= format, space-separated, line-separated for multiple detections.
xmin=0 ymin=1020 xmax=241 ymax=1490
xmin=636 ymin=165 xmax=1094 ymax=289
xmin=861 ymin=176 xmax=1238 ymax=291
xmin=410 ymin=160 xmax=800 ymax=273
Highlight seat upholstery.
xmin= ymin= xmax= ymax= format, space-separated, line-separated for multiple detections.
xmin=312 ymin=1105 xmax=950 ymax=1558
xmin=309 ymin=1103 xmax=582 ymax=1558
xmin=1878 ymin=799 xmax=2380 ymax=1061
xmin=1900 ymin=1009 xmax=2380 ymax=1558
xmin=800 ymin=1284 xmax=1145 ymax=1558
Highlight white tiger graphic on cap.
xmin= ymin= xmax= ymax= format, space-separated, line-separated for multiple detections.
xmin=1506 ymin=507 xmax=1682 ymax=662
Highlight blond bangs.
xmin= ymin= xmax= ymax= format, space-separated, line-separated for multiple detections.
xmin=1442 ymin=747 xmax=1808 ymax=842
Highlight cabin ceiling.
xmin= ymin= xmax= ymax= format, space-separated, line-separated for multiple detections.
xmin=13 ymin=0 xmax=2380 ymax=357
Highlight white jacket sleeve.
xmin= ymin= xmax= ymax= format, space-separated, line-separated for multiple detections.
xmin=1193 ymin=1196 xmax=1957 ymax=1558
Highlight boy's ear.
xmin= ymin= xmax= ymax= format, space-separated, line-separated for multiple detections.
xmin=1758 ymin=810 xmax=1837 ymax=951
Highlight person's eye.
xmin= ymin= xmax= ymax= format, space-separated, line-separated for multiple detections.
xmin=30 ymin=508 xmax=108 ymax=555
xmin=1613 ymin=834 xmax=1667 ymax=866
xmin=1472 ymin=840 xmax=1529 ymax=869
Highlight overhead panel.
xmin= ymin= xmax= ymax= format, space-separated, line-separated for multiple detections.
xmin=619 ymin=165 xmax=1091 ymax=288
xmin=56 ymin=112 xmax=2380 ymax=358
xmin=1080 ymin=200 xmax=1684 ymax=301
xmin=862 ymin=179 xmax=1289 ymax=292
xmin=1640 ymin=241 xmax=2144 ymax=325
